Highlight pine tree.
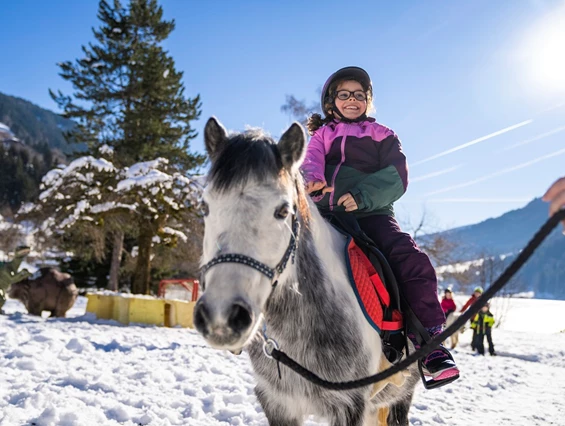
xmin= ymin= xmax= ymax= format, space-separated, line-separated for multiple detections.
xmin=48 ymin=0 xmax=205 ymax=294
xmin=51 ymin=0 xmax=204 ymax=169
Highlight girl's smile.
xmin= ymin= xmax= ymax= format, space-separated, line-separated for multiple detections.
xmin=335 ymin=80 xmax=367 ymax=120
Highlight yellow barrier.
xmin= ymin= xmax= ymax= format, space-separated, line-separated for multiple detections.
xmin=85 ymin=294 xmax=115 ymax=320
xmin=85 ymin=293 xmax=196 ymax=328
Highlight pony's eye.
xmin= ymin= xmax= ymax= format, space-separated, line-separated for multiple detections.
xmin=201 ymin=201 xmax=209 ymax=217
xmin=275 ymin=204 xmax=290 ymax=220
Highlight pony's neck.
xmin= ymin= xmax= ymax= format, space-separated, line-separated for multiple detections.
xmin=264 ymin=199 xmax=349 ymax=332
xmin=307 ymin=202 xmax=347 ymax=283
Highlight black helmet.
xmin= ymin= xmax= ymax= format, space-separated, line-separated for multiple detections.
xmin=320 ymin=66 xmax=372 ymax=116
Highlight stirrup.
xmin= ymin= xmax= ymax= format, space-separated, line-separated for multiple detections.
xmin=417 ymin=360 xmax=460 ymax=389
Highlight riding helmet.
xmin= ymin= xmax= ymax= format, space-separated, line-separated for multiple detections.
xmin=320 ymin=66 xmax=372 ymax=116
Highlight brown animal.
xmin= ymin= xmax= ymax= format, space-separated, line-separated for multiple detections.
xmin=9 ymin=267 xmax=78 ymax=317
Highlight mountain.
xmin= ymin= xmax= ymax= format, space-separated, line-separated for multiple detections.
xmin=0 ymin=92 xmax=79 ymax=214
xmin=0 ymin=92 xmax=76 ymax=154
xmin=430 ymin=198 xmax=565 ymax=300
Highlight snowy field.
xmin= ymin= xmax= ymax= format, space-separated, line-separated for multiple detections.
xmin=1 ymin=295 xmax=565 ymax=426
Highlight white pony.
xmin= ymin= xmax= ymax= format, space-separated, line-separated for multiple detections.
xmin=444 ymin=311 xmax=466 ymax=349
xmin=193 ymin=118 xmax=418 ymax=426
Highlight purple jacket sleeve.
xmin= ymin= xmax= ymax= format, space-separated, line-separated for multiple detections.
xmin=301 ymin=130 xmax=327 ymax=183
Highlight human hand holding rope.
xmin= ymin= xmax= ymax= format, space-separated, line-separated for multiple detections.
xmin=543 ymin=177 xmax=565 ymax=232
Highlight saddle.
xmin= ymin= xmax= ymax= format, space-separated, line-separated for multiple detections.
xmin=323 ymin=212 xmax=452 ymax=390
xmin=323 ymin=213 xmax=406 ymax=362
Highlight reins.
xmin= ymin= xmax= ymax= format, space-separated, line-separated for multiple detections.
xmin=264 ymin=209 xmax=565 ymax=391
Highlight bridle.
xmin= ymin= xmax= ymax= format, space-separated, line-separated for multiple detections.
xmin=200 ymin=212 xmax=301 ymax=290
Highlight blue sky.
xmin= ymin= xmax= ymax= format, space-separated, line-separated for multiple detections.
xmin=1 ymin=0 xmax=564 ymax=231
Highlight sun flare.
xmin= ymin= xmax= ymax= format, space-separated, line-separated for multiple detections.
xmin=522 ymin=7 xmax=565 ymax=92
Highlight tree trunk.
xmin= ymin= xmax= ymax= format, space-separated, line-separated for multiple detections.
xmin=108 ymin=230 xmax=124 ymax=292
xmin=132 ymin=225 xmax=153 ymax=295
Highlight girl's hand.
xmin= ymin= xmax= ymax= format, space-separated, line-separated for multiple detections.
xmin=337 ymin=193 xmax=358 ymax=212
xmin=543 ymin=177 xmax=565 ymax=231
xmin=306 ymin=181 xmax=333 ymax=195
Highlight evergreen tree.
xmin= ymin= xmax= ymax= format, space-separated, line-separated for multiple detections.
xmin=0 ymin=144 xmax=49 ymax=213
xmin=50 ymin=0 xmax=204 ymax=170
xmin=48 ymin=0 xmax=206 ymax=294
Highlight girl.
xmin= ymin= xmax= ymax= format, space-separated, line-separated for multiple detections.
xmin=301 ymin=66 xmax=459 ymax=387
xmin=441 ymin=288 xmax=457 ymax=317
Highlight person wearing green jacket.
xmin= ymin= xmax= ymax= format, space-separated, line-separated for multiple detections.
xmin=0 ymin=245 xmax=31 ymax=313
xmin=471 ymin=303 xmax=496 ymax=356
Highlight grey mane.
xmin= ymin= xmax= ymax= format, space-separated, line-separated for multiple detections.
xmin=208 ymin=130 xmax=282 ymax=193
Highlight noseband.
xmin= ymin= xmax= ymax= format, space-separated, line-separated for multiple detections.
xmin=200 ymin=213 xmax=300 ymax=289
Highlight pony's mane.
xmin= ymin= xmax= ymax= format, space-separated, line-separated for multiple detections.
xmin=208 ymin=128 xmax=312 ymax=224
xmin=208 ymin=129 xmax=283 ymax=193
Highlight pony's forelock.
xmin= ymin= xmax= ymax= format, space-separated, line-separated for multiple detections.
xmin=208 ymin=129 xmax=281 ymax=194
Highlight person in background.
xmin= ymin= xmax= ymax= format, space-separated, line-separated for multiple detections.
xmin=543 ymin=177 xmax=565 ymax=232
xmin=460 ymin=286 xmax=483 ymax=313
xmin=440 ymin=288 xmax=457 ymax=318
xmin=460 ymin=286 xmax=483 ymax=350
xmin=471 ymin=303 xmax=496 ymax=356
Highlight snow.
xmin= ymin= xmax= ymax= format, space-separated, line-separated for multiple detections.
xmin=90 ymin=202 xmax=137 ymax=214
xmin=1 ymin=296 xmax=564 ymax=425
xmin=117 ymin=160 xmax=172 ymax=192
xmin=24 ymin=155 xmax=202 ymax=249
xmin=162 ymin=227 xmax=188 ymax=242
xmin=40 ymin=157 xmax=115 ymax=197
xmin=100 ymin=144 xmax=114 ymax=155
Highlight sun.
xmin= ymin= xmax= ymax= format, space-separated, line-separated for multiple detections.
xmin=521 ymin=7 xmax=565 ymax=93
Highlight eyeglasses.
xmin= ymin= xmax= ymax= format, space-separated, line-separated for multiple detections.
xmin=335 ymin=90 xmax=367 ymax=101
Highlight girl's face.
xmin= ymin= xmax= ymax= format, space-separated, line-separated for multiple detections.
xmin=445 ymin=292 xmax=452 ymax=299
xmin=334 ymin=80 xmax=367 ymax=120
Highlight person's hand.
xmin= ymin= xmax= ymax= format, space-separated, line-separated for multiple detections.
xmin=542 ymin=177 xmax=565 ymax=231
xmin=306 ymin=181 xmax=333 ymax=195
xmin=337 ymin=192 xmax=358 ymax=212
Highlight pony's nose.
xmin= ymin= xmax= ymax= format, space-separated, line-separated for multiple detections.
xmin=193 ymin=298 xmax=211 ymax=334
xmin=227 ymin=301 xmax=253 ymax=334
xmin=193 ymin=298 xmax=253 ymax=337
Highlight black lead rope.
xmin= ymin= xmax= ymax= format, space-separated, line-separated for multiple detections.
xmin=268 ymin=209 xmax=565 ymax=391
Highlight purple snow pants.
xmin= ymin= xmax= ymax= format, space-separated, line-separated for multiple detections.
xmin=357 ymin=214 xmax=445 ymax=328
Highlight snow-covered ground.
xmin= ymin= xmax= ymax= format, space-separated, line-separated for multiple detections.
xmin=1 ymin=296 xmax=565 ymax=426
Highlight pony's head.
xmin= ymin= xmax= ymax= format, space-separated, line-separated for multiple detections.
xmin=8 ymin=279 xmax=29 ymax=302
xmin=193 ymin=117 xmax=307 ymax=351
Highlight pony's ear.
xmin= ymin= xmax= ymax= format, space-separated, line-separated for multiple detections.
xmin=278 ymin=122 xmax=306 ymax=172
xmin=204 ymin=117 xmax=229 ymax=163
